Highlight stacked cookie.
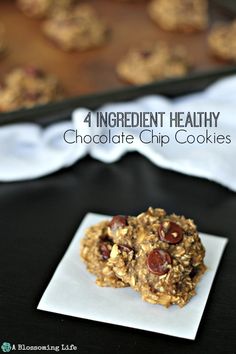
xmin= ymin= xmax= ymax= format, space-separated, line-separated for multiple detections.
xmin=80 ymin=207 xmax=206 ymax=307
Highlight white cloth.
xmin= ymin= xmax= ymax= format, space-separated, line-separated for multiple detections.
xmin=0 ymin=75 xmax=236 ymax=191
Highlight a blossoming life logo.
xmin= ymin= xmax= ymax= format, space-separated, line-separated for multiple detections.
xmin=0 ymin=342 xmax=77 ymax=352
xmin=1 ymin=343 xmax=11 ymax=353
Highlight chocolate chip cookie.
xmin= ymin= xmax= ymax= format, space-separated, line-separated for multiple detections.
xmin=148 ymin=0 xmax=208 ymax=32
xmin=80 ymin=208 xmax=206 ymax=307
xmin=0 ymin=66 xmax=63 ymax=112
xmin=17 ymin=0 xmax=74 ymax=18
xmin=208 ymin=21 xmax=236 ymax=62
xmin=108 ymin=208 xmax=206 ymax=307
xmin=117 ymin=42 xmax=189 ymax=85
xmin=43 ymin=5 xmax=109 ymax=51
xmin=80 ymin=220 xmax=128 ymax=287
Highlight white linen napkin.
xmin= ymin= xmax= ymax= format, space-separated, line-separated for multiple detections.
xmin=0 ymin=75 xmax=235 ymax=190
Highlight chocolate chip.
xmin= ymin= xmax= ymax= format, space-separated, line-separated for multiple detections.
xmin=147 ymin=249 xmax=172 ymax=275
xmin=189 ymin=266 xmax=198 ymax=279
xmin=24 ymin=91 xmax=42 ymax=100
xmin=99 ymin=241 xmax=110 ymax=260
xmin=109 ymin=215 xmax=128 ymax=231
xmin=158 ymin=221 xmax=183 ymax=244
xmin=101 ymin=235 xmax=113 ymax=243
xmin=24 ymin=66 xmax=44 ymax=78
xmin=140 ymin=50 xmax=152 ymax=59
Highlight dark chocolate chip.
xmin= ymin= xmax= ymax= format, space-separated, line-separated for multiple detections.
xmin=147 ymin=249 xmax=172 ymax=275
xmin=99 ymin=241 xmax=110 ymax=260
xmin=109 ymin=215 xmax=128 ymax=231
xmin=189 ymin=266 xmax=198 ymax=279
xmin=159 ymin=221 xmax=183 ymax=244
xmin=140 ymin=50 xmax=152 ymax=59
xmin=24 ymin=66 xmax=44 ymax=78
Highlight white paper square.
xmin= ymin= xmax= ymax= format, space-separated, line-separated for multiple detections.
xmin=38 ymin=213 xmax=228 ymax=340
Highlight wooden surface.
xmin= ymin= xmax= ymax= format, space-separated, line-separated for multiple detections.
xmin=0 ymin=0 xmax=233 ymax=100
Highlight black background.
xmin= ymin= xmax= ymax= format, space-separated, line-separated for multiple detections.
xmin=0 ymin=153 xmax=235 ymax=354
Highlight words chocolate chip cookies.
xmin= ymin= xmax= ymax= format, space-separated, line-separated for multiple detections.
xmin=80 ymin=207 xmax=206 ymax=307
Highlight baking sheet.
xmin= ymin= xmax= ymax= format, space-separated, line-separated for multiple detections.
xmin=0 ymin=0 xmax=236 ymax=122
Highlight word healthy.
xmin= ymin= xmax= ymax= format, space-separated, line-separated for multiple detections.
xmin=83 ymin=111 xmax=220 ymax=128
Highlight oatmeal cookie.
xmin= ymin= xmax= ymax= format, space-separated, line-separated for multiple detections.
xmin=43 ymin=5 xmax=109 ymax=51
xmin=108 ymin=208 xmax=206 ymax=307
xmin=80 ymin=220 xmax=128 ymax=287
xmin=0 ymin=66 xmax=63 ymax=112
xmin=208 ymin=21 xmax=236 ymax=62
xmin=117 ymin=42 xmax=189 ymax=85
xmin=148 ymin=0 xmax=208 ymax=32
xmin=17 ymin=0 xmax=74 ymax=18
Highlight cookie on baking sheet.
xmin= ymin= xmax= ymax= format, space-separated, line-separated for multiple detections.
xmin=208 ymin=20 xmax=236 ymax=62
xmin=0 ymin=66 xmax=63 ymax=112
xmin=117 ymin=42 xmax=189 ymax=85
xmin=108 ymin=208 xmax=206 ymax=307
xmin=80 ymin=219 xmax=128 ymax=287
xmin=148 ymin=0 xmax=208 ymax=32
xmin=43 ymin=5 xmax=109 ymax=51
xmin=17 ymin=0 xmax=75 ymax=18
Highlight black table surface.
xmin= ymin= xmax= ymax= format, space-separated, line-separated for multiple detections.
xmin=0 ymin=153 xmax=235 ymax=354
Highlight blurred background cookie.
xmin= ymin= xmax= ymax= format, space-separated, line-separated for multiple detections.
xmin=148 ymin=0 xmax=208 ymax=32
xmin=117 ymin=42 xmax=190 ymax=85
xmin=17 ymin=0 xmax=75 ymax=19
xmin=42 ymin=4 xmax=109 ymax=51
xmin=208 ymin=20 xmax=236 ymax=62
xmin=0 ymin=66 xmax=63 ymax=112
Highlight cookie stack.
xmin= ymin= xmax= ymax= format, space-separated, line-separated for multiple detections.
xmin=80 ymin=207 xmax=206 ymax=307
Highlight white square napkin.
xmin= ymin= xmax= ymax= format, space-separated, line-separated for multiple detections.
xmin=38 ymin=213 xmax=228 ymax=340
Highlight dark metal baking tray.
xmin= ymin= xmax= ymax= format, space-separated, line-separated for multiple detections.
xmin=0 ymin=0 xmax=236 ymax=126
xmin=1 ymin=65 xmax=236 ymax=127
